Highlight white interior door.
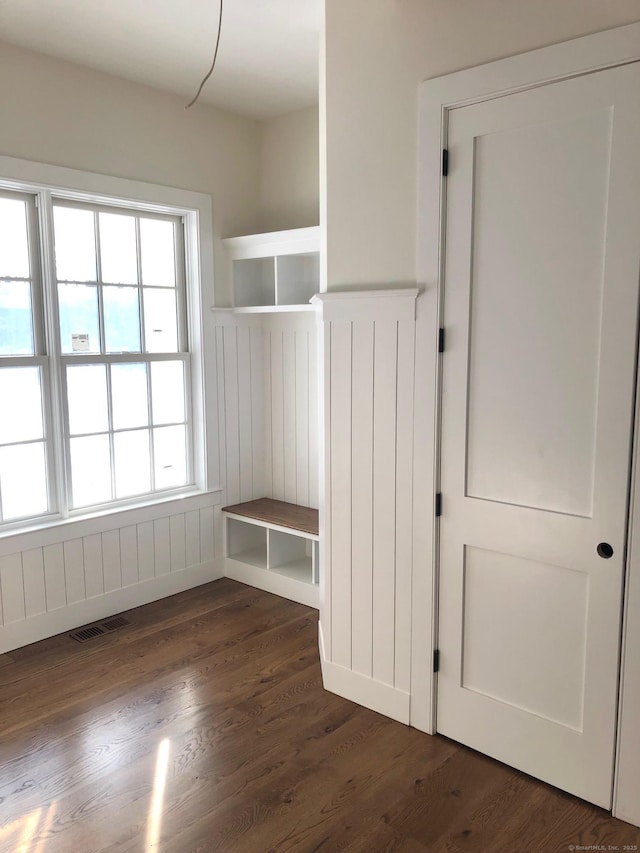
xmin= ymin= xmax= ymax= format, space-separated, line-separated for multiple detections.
xmin=437 ymin=62 xmax=640 ymax=808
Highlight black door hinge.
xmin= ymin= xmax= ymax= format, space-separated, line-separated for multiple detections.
xmin=442 ymin=148 xmax=449 ymax=177
xmin=433 ymin=649 xmax=440 ymax=673
xmin=438 ymin=327 xmax=445 ymax=353
xmin=435 ymin=493 xmax=442 ymax=517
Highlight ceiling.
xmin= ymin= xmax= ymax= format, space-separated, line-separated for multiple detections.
xmin=0 ymin=0 xmax=321 ymax=119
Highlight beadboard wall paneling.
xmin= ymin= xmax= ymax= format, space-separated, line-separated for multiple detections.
xmin=214 ymin=311 xmax=319 ymax=510
xmin=0 ymin=501 xmax=222 ymax=652
xmin=313 ymin=289 xmax=419 ymax=724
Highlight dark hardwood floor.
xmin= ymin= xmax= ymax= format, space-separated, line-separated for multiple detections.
xmin=0 ymin=579 xmax=638 ymax=853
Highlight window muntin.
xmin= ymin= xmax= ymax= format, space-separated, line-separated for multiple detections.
xmin=0 ymin=189 xmax=194 ymax=527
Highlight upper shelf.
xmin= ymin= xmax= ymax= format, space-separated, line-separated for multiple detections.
xmin=223 ymin=226 xmax=320 ymax=261
xmin=222 ymin=226 xmax=321 ymax=311
xmin=229 ymin=303 xmax=316 ymax=314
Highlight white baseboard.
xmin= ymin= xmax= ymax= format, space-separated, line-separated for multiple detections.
xmin=224 ymin=558 xmax=319 ymax=609
xmin=0 ymin=559 xmax=224 ymax=655
xmin=318 ymin=623 xmax=411 ymax=724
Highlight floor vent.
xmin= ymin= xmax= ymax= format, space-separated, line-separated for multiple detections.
xmin=69 ymin=616 xmax=131 ymax=643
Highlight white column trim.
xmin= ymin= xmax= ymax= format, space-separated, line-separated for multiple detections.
xmin=311 ymin=288 xmax=418 ymax=322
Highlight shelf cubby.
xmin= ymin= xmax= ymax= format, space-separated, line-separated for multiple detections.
xmin=222 ymin=498 xmax=319 ymax=608
xmin=222 ymin=226 xmax=320 ymax=312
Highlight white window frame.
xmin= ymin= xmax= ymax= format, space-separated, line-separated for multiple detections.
xmin=0 ymin=154 xmax=218 ymax=535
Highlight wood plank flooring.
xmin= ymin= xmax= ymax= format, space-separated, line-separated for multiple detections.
xmin=0 ymin=578 xmax=638 ymax=853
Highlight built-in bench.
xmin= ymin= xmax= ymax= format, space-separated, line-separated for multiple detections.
xmin=221 ymin=498 xmax=319 ymax=608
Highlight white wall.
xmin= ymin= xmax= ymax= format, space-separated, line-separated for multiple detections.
xmin=321 ymin=1 xmax=640 ymax=824
xmin=0 ymin=41 xmax=262 ymax=306
xmin=322 ymin=0 xmax=640 ymax=290
xmin=258 ymin=107 xmax=319 ymax=233
xmin=0 ymin=42 xmax=264 ymax=649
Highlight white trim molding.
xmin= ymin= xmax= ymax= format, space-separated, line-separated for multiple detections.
xmin=415 ymin=21 xmax=640 ymax=824
xmin=311 ymin=287 xmax=418 ymax=323
xmin=614 ymin=319 xmax=640 ymax=828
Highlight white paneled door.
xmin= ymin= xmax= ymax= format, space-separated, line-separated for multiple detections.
xmin=437 ymin=63 xmax=640 ymax=808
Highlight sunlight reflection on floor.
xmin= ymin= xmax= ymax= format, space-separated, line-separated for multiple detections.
xmin=146 ymin=738 xmax=171 ymax=851
xmin=0 ymin=802 xmax=57 ymax=853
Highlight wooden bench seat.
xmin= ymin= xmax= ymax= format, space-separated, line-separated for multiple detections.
xmin=221 ymin=498 xmax=319 ymax=537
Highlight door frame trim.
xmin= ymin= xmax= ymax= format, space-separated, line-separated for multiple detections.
xmin=413 ymin=21 xmax=640 ymax=821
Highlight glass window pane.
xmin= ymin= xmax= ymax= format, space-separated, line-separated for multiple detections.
xmin=114 ymin=430 xmax=150 ymax=498
xmin=144 ymin=289 xmax=178 ymax=353
xmin=104 ymin=286 xmax=140 ymax=353
xmin=153 ymin=425 xmax=187 ymax=490
xmin=58 ymin=283 xmax=100 ymax=354
xmin=140 ymin=219 xmax=176 ymax=287
xmin=0 ymin=367 xmax=43 ymax=443
xmin=70 ymin=434 xmax=111 ymax=508
xmin=53 ymin=206 xmax=97 ymax=282
xmin=0 ymin=280 xmax=33 ymax=355
xmin=0 ymin=442 xmax=48 ymax=521
xmin=0 ymin=197 xmax=30 ymax=279
xmin=99 ymin=211 xmax=138 ymax=285
xmin=111 ymin=363 xmax=148 ymax=430
xmin=151 ymin=361 xmax=185 ymax=425
xmin=66 ymin=365 xmax=108 ymax=435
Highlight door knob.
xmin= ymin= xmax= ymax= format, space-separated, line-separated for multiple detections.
xmin=597 ymin=542 xmax=614 ymax=559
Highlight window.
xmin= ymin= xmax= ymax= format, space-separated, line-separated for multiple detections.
xmin=0 ymin=187 xmax=198 ymax=528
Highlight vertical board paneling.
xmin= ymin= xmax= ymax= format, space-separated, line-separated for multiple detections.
xmin=120 ymin=525 xmax=139 ymax=587
xmin=296 ymin=330 xmax=310 ymax=507
xmin=237 ymin=325 xmax=253 ymax=502
xmin=137 ymin=521 xmax=155 ymax=582
xmin=22 ymin=548 xmax=46 ymax=618
xmin=102 ymin=529 xmax=122 ymax=593
xmin=215 ymin=326 xmax=227 ymax=492
xmin=394 ymin=319 xmax=416 ymax=692
xmin=330 ymin=321 xmax=353 ymax=669
xmin=83 ymin=533 xmax=104 ymax=598
xmin=263 ymin=330 xmax=273 ymax=498
xmin=271 ymin=331 xmax=285 ymax=500
xmin=154 ymin=517 xmax=171 ymax=576
xmin=185 ymin=509 xmax=201 ymax=567
xmin=320 ymin=293 xmax=417 ymax=716
xmin=0 ymin=496 xmax=219 ymax=642
xmin=250 ymin=326 xmax=265 ymax=498
xmin=351 ymin=320 xmax=375 ymax=677
xmin=309 ymin=320 xmax=319 ymax=508
xmin=43 ymin=543 xmax=66 ymax=611
xmin=372 ymin=320 xmax=399 ymax=687
xmin=63 ymin=539 xmax=86 ymax=604
xmin=283 ymin=330 xmax=297 ymax=503
xmin=218 ymin=315 xmax=317 ymax=511
xmin=223 ymin=326 xmax=241 ymax=505
xmin=0 ymin=553 xmax=25 ymax=624
xmin=213 ymin=503 xmax=224 ymax=560
xmin=170 ymin=514 xmax=186 ymax=572
xmin=200 ymin=505 xmax=215 ymax=564
xmin=318 ymin=318 xmax=330 ymax=653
